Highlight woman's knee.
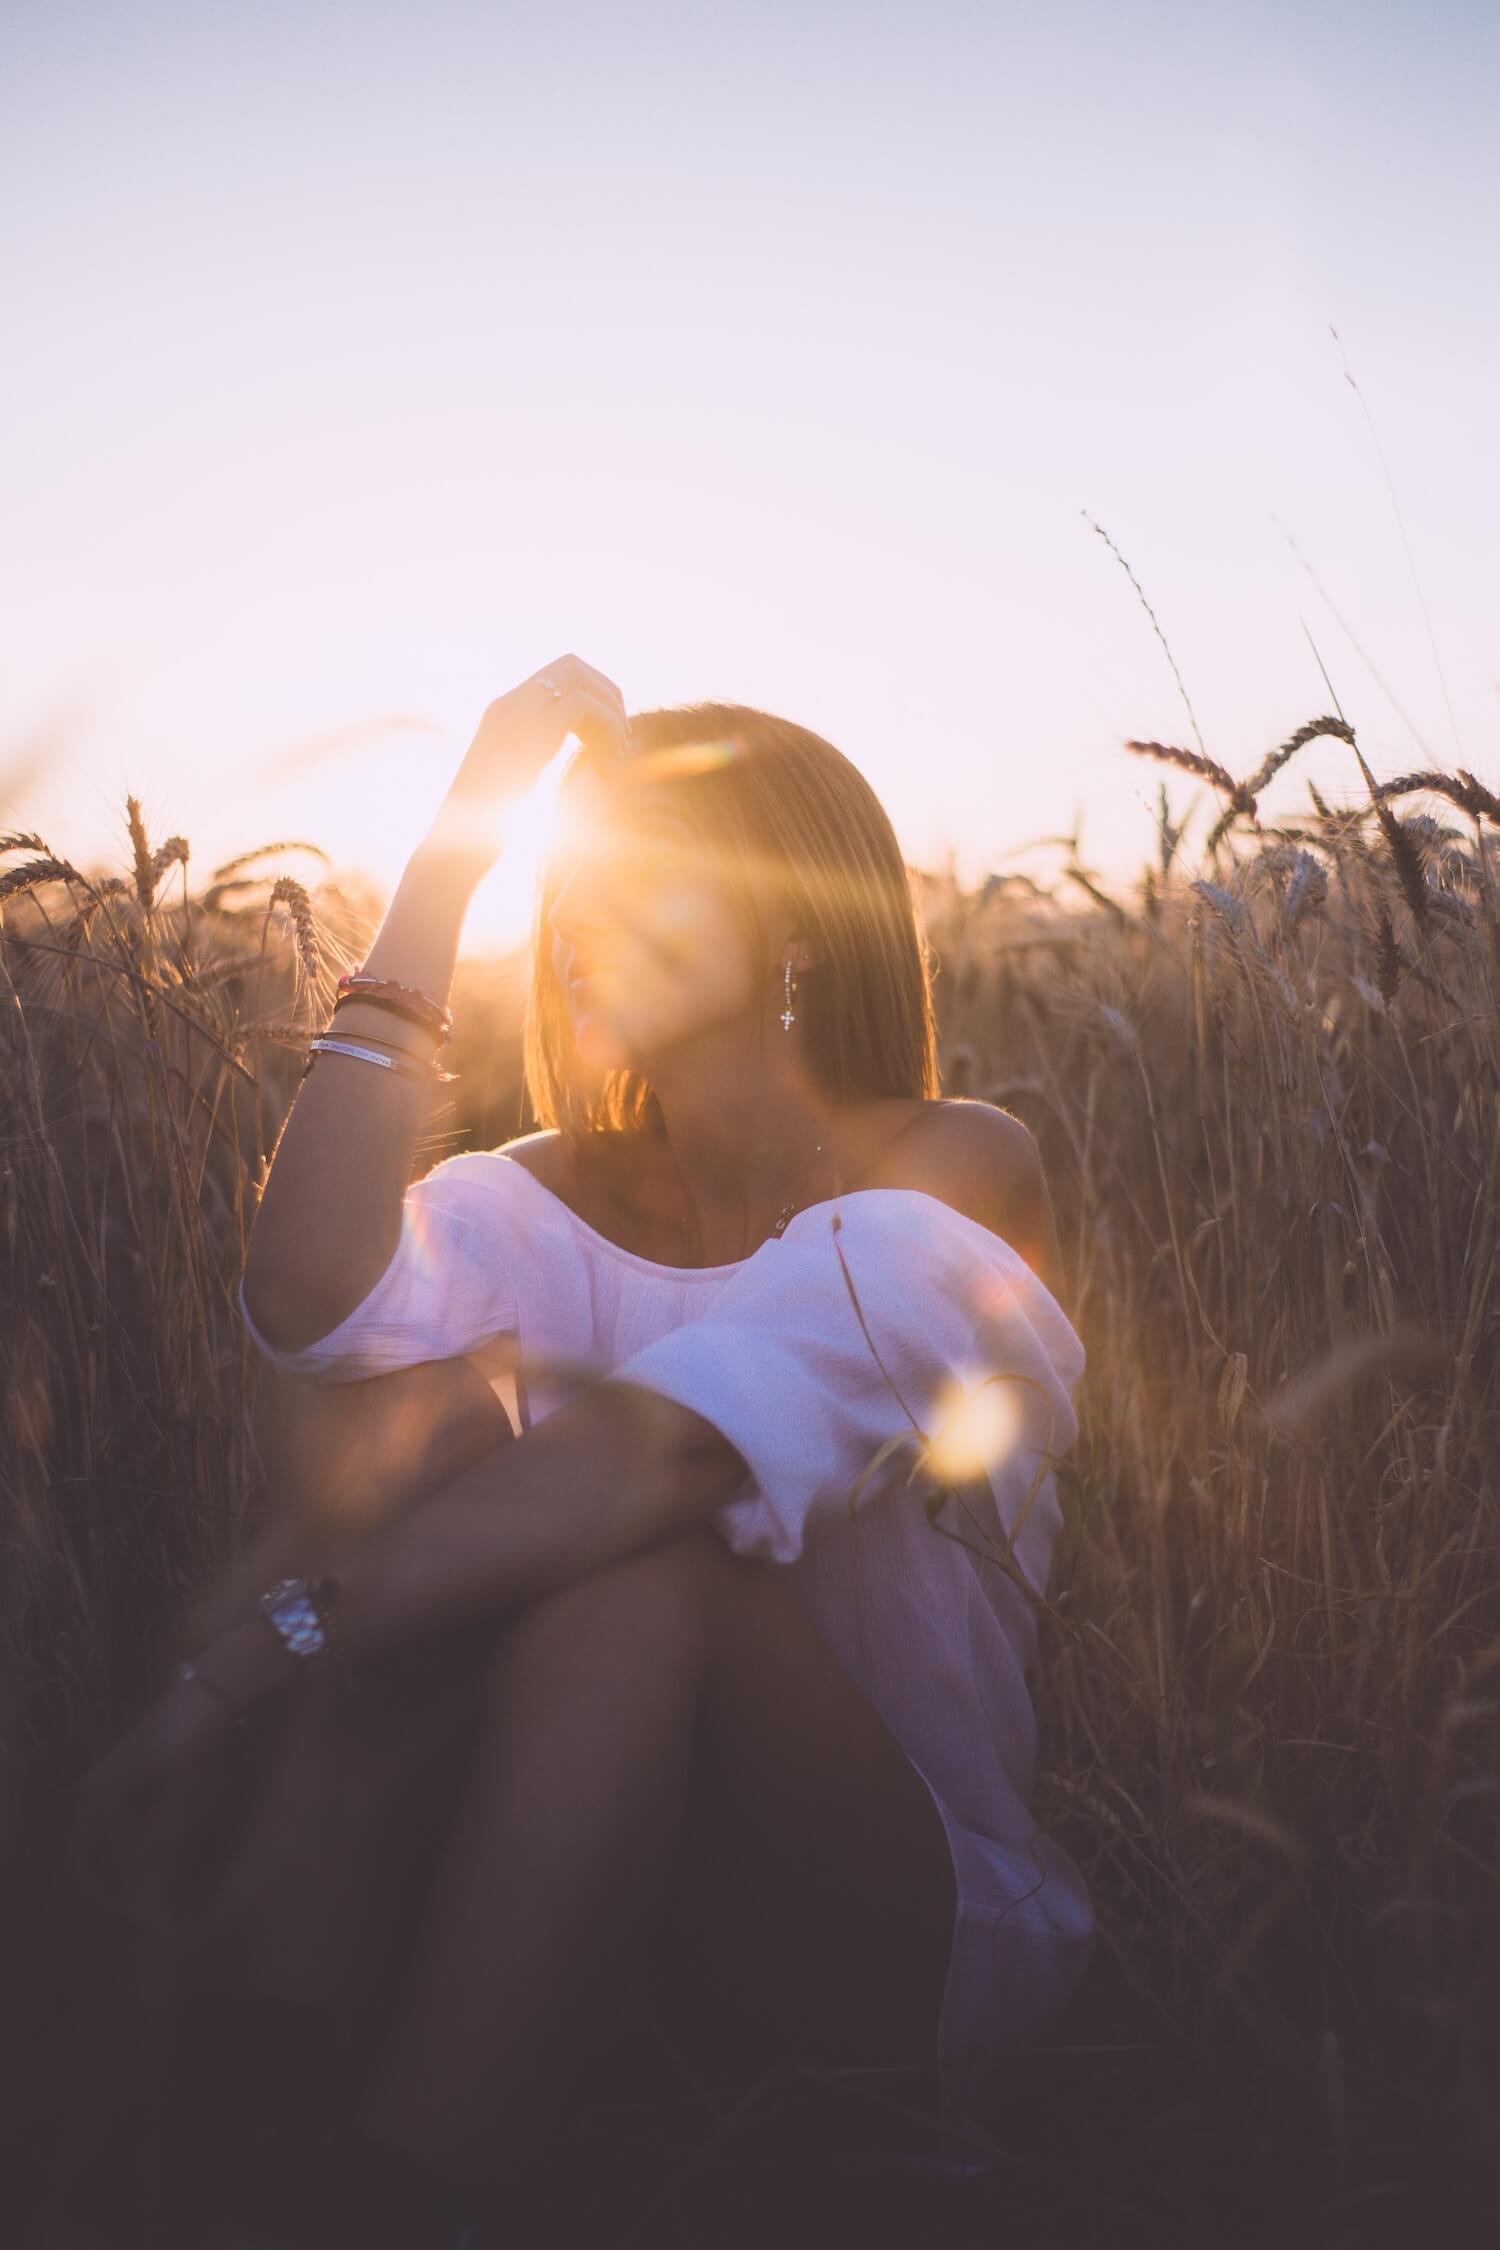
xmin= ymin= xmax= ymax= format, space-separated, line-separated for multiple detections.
xmin=476 ymin=1523 xmax=737 ymax=1708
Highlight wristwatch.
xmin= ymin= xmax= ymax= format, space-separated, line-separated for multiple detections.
xmin=257 ymin=1574 xmax=339 ymax=1664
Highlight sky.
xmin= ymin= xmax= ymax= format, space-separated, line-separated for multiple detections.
xmin=3 ymin=0 xmax=1496 ymax=952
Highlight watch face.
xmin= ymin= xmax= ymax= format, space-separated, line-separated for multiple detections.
xmin=258 ymin=1578 xmax=329 ymax=1657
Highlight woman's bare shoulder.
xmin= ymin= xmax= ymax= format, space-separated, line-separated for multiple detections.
xmin=492 ymin=1127 xmax=574 ymax=1195
xmin=488 ymin=1126 xmax=648 ymax=1229
xmin=858 ymin=1099 xmax=1064 ymax=1295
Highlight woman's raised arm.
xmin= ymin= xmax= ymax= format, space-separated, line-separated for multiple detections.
xmin=240 ymin=658 xmax=630 ymax=1353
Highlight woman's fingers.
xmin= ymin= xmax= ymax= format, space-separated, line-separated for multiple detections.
xmin=434 ymin=657 xmax=631 ymax=867
xmin=527 ymin=652 xmax=629 ymax=737
xmin=359 ymin=645 xmax=639 ymax=919
xmin=554 ymin=684 xmax=632 ymax=772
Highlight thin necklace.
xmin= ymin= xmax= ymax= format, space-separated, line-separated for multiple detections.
xmin=770 ymin=1136 xmax=826 ymax=1239
xmin=673 ymin=1131 xmax=828 ymax=1263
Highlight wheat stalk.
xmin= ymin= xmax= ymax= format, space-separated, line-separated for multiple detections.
xmin=1373 ymin=769 xmax=1500 ymax=826
xmin=1085 ymin=514 xmax=1209 ymax=760
xmin=0 ymin=857 xmax=79 ymax=904
xmin=1242 ymin=715 xmax=1358 ymax=802
xmin=1124 ymin=738 xmax=1242 ymax=798
xmin=1372 ymin=904 xmax=1404 ymax=1005
xmin=1281 ymin=853 xmax=1328 ymax=936
xmin=1191 ymin=878 xmax=1250 ymax=936
xmin=125 ymin=796 xmax=157 ymax=912
xmin=266 ymin=876 xmax=321 ymax=990
xmin=211 ymin=840 xmax=332 ymax=881
xmin=1351 ymin=741 xmax=1430 ymax=929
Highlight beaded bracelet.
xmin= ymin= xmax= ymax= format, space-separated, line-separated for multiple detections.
xmin=336 ymin=971 xmax=451 ymax=1025
xmin=332 ymin=988 xmax=451 ymax=1046
xmin=335 ymin=974 xmax=452 ymax=1044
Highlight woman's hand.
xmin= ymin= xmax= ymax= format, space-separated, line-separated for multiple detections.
xmin=65 ymin=1672 xmax=238 ymax=1926
xmin=423 ymin=653 xmax=632 ymax=875
xmin=63 ymin=1621 xmax=294 ymax=1923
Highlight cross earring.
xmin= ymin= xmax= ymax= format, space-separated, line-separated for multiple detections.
xmin=781 ymin=960 xmax=796 ymax=1031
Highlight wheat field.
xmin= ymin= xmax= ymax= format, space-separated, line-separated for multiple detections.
xmin=2 ymin=722 xmax=1497 ymax=2243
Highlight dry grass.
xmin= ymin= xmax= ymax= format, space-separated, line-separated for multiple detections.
xmin=3 ymin=723 xmax=1498 ymax=2241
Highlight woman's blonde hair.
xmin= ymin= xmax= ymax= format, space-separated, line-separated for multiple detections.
xmin=522 ymin=701 xmax=940 ymax=1140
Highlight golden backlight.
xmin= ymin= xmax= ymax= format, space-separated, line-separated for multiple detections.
xmin=458 ymin=737 xmax=589 ymax=956
xmin=458 ymin=734 xmax=748 ymax=956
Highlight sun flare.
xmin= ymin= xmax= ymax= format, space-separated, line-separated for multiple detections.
xmin=458 ymin=737 xmax=588 ymax=956
xmin=926 ymin=1373 xmax=1023 ymax=1485
xmin=455 ymin=731 xmax=747 ymax=955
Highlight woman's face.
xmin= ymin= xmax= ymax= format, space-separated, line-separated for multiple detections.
xmin=546 ymin=764 xmax=763 ymax=1072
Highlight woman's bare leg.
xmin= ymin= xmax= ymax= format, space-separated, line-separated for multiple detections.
xmin=353 ymin=1534 xmax=711 ymax=2194
xmin=182 ymin=1625 xmax=496 ymax=2059
xmin=353 ymin=1524 xmax=955 ymax=2205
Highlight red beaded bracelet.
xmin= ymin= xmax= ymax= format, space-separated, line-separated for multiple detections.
xmin=333 ymin=989 xmax=452 ymax=1045
xmin=335 ymin=972 xmax=452 ymax=1030
xmin=334 ymin=973 xmax=453 ymax=1043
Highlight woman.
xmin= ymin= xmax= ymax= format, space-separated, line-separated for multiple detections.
xmin=72 ymin=654 xmax=1093 ymax=2247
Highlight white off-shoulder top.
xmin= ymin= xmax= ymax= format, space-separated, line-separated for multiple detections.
xmin=237 ymin=1147 xmax=1096 ymax=2121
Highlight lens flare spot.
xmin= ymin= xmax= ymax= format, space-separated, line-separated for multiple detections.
xmin=627 ymin=736 xmax=746 ymax=783
xmin=926 ymin=1373 xmax=1023 ymax=1484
